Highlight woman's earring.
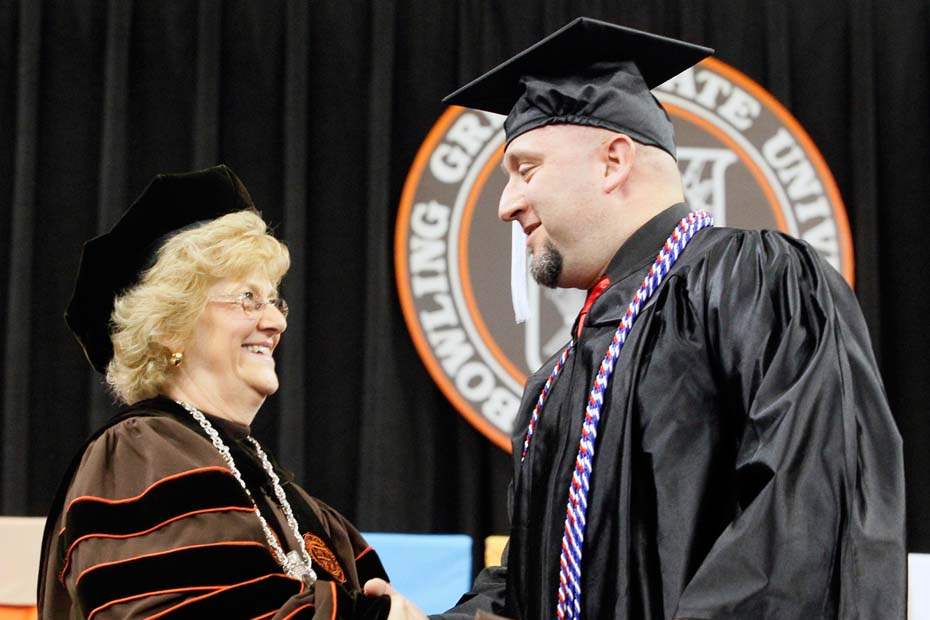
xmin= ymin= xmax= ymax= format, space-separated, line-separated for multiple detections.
xmin=170 ymin=352 xmax=184 ymax=367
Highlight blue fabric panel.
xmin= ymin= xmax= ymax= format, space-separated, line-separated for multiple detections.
xmin=362 ymin=532 xmax=472 ymax=614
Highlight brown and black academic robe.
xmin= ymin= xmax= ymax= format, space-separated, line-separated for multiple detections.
xmin=38 ymin=397 xmax=390 ymax=619
xmin=438 ymin=203 xmax=906 ymax=620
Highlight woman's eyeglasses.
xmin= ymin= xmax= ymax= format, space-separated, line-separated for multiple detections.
xmin=210 ymin=291 xmax=289 ymax=318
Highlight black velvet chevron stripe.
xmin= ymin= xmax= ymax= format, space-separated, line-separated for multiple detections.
xmin=148 ymin=574 xmax=303 ymax=619
xmin=76 ymin=541 xmax=282 ymax=617
xmin=62 ymin=467 xmax=251 ymax=550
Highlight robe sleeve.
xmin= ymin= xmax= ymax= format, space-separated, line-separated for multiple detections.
xmin=291 ymin=491 xmax=391 ymax=589
xmin=429 ymin=550 xmax=509 ymax=620
xmin=430 ymin=484 xmax=513 ymax=619
xmin=673 ymin=231 xmax=906 ymax=619
xmin=39 ymin=414 xmax=389 ymax=620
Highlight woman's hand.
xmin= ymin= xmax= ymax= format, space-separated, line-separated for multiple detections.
xmin=363 ymin=578 xmax=429 ymax=620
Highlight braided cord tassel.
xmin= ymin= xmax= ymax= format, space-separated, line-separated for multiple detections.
xmin=555 ymin=211 xmax=713 ymax=619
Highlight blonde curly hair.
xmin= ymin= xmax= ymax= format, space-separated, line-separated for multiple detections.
xmin=106 ymin=210 xmax=290 ymax=404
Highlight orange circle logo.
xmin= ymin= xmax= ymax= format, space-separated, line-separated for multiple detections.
xmin=395 ymin=58 xmax=853 ymax=452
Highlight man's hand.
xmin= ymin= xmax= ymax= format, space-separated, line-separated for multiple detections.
xmin=363 ymin=578 xmax=429 ymax=620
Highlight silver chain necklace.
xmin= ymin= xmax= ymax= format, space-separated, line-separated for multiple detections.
xmin=175 ymin=400 xmax=317 ymax=586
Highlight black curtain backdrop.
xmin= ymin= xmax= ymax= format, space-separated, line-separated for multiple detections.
xmin=1 ymin=0 xmax=929 ymax=559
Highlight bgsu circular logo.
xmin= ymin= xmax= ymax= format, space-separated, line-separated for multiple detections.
xmin=395 ymin=58 xmax=853 ymax=452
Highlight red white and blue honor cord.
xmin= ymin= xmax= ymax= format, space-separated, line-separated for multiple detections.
xmin=518 ymin=211 xmax=714 ymax=619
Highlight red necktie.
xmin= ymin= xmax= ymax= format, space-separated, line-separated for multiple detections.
xmin=575 ymin=275 xmax=611 ymax=338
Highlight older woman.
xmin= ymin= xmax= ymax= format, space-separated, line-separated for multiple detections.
xmin=38 ymin=166 xmax=398 ymax=619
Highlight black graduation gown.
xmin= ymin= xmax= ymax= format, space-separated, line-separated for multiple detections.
xmin=38 ymin=397 xmax=391 ymax=619
xmin=439 ymin=203 xmax=905 ymax=619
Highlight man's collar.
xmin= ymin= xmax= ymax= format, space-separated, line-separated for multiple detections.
xmin=602 ymin=202 xmax=692 ymax=283
xmin=575 ymin=203 xmax=692 ymax=332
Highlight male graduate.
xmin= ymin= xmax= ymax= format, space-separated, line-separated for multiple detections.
xmin=369 ymin=17 xmax=906 ymax=620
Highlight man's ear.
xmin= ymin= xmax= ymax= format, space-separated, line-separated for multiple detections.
xmin=602 ymin=133 xmax=635 ymax=194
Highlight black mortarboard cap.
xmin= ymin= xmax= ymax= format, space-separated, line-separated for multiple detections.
xmin=443 ymin=17 xmax=713 ymax=159
xmin=66 ymin=164 xmax=256 ymax=373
